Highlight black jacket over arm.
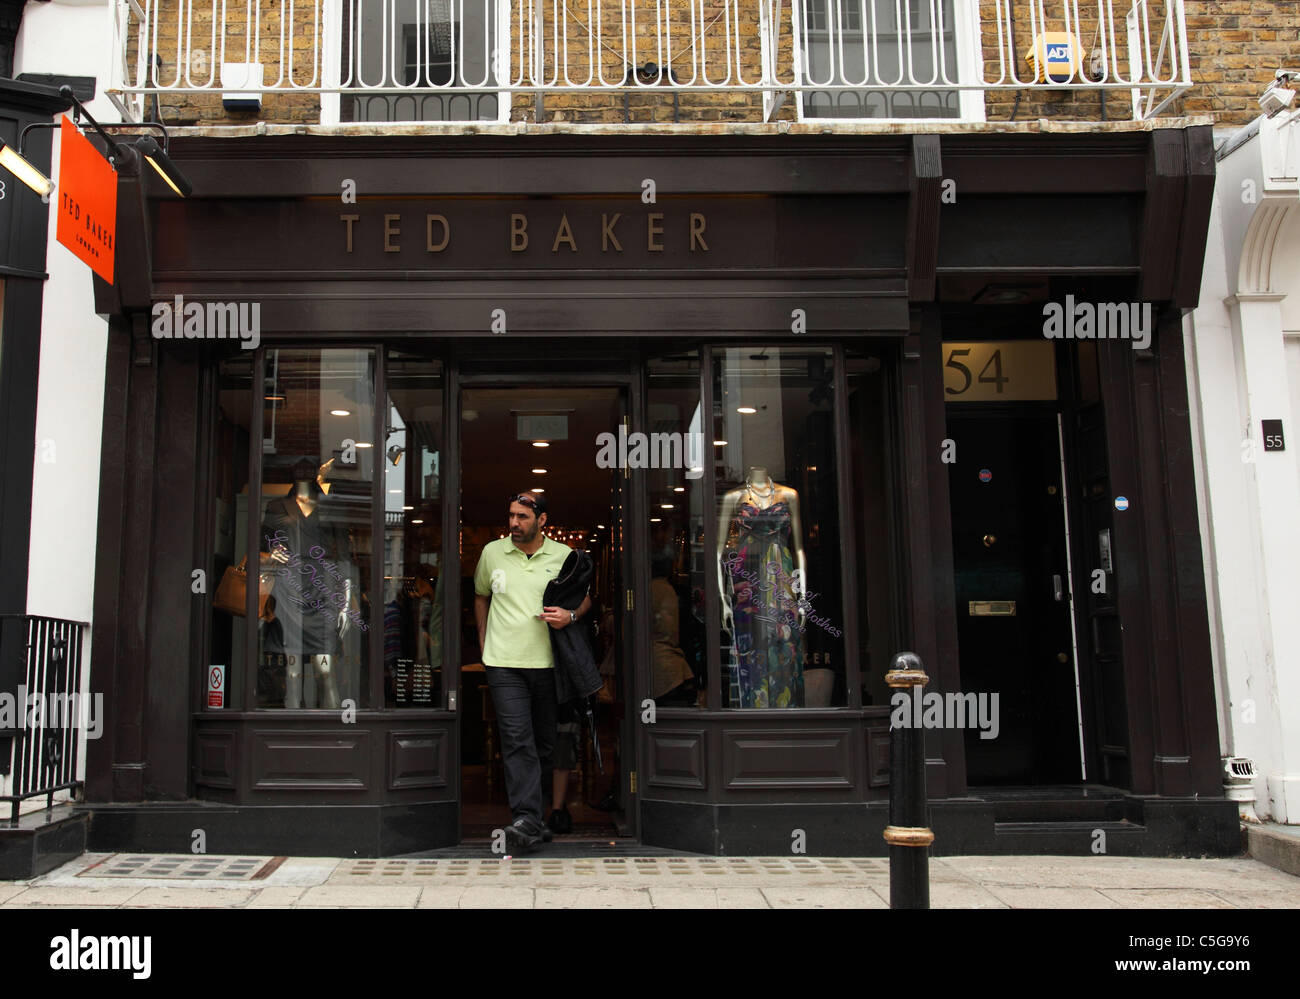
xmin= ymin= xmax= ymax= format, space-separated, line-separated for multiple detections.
xmin=543 ymin=549 xmax=602 ymax=705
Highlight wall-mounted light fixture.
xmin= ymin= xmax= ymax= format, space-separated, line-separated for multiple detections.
xmin=133 ymin=136 xmax=192 ymax=197
xmin=0 ymin=136 xmax=54 ymax=197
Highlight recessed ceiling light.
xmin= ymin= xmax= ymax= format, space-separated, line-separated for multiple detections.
xmin=388 ymin=489 xmax=402 ymax=494
xmin=531 ymin=487 xmax=544 ymax=493
xmin=737 ymin=406 xmax=757 ymax=414
xmin=411 ymin=519 xmax=424 ymax=525
xmin=355 ymin=442 xmax=373 ymax=448
xmin=673 ymin=486 xmax=685 ymax=492
xmin=713 ymin=440 xmax=727 ymax=446
xmin=597 ymin=524 xmax=606 ymax=529
xmin=660 ymin=503 xmax=674 ymax=509
xmin=650 ymin=517 xmax=662 ymax=523
xmin=532 ymin=468 xmax=548 ymax=474
xmin=330 ymin=409 xmax=351 ymax=416
xmin=532 ymin=441 xmax=550 ymax=448
xmin=403 ymin=505 xmax=414 ymax=511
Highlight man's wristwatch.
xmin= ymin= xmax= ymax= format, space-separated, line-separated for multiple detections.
xmin=569 ymin=610 xmax=577 ymax=624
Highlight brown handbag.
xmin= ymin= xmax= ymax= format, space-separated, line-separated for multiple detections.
xmin=214 ymin=556 xmax=276 ymax=620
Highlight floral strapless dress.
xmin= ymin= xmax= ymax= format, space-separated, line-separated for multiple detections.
xmin=722 ymin=500 xmax=804 ymax=708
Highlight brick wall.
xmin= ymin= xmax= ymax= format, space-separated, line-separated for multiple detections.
xmin=127 ymin=1 xmax=1298 ymax=128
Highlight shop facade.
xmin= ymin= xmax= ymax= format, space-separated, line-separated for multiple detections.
xmin=80 ymin=124 xmax=1239 ymax=857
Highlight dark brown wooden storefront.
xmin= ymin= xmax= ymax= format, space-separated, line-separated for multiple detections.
xmin=80 ymin=127 xmax=1240 ymax=857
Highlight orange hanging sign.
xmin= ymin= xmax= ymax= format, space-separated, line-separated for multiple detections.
xmin=55 ymin=116 xmax=117 ymax=283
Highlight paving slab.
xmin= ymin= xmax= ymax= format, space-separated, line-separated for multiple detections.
xmin=984 ymin=886 xmax=1124 ymax=908
xmin=1098 ymin=888 xmax=1238 ymax=909
xmin=939 ymin=856 xmax=1291 ymax=891
xmin=454 ymin=886 xmax=535 ymax=909
xmin=0 ymin=884 xmax=31 ymax=904
xmin=122 ymin=887 xmax=256 ymax=908
xmin=247 ymin=887 xmax=309 ymax=908
xmin=647 ymin=887 xmax=721 ymax=909
xmin=1 ymin=885 xmax=145 ymax=907
xmin=416 ymin=886 xmax=468 ymax=909
xmin=762 ymin=886 xmax=888 ymax=908
xmin=928 ymin=882 xmax=1012 ymax=908
xmin=1202 ymin=888 xmax=1300 ymax=909
xmin=535 ymin=886 xmax=653 ymax=908
xmin=295 ymin=885 xmax=421 ymax=908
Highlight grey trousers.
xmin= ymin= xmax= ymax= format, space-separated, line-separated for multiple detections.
xmin=485 ymin=664 xmax=556 ymax=832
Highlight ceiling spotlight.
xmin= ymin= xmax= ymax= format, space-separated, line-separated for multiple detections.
xmin=597 ymin=524 xmax=606 ymax=529
xmin=532 ymin=441 xmax=550 ymax=448
xmin=403 ymin=505 xmax=414 ymax=511
xmin=737 ymin=406 xmax=757 ymax=414
xmin=531 ymin=487 xmax=544 ymax=493
xmin=532 ymin=468 xmax=548 ymax=474
xmin=673 ymin=486 xmax=685 ymax=493
xmin=713 ymin=439 xmax=727 ymax=447
xmin=330 ymin=409 xmax=351 ymax=416
xmin=660 ymin=503 xmax=674 ymax=509
xmin=650 ymin=517 xmax=662 ymax=523
xmin=355 ymin=442 xmax=373 ymax=449
xmin=134 ymin=135 xmax=193 ymax=197
xmin=411 ymin=519 xmax=424 ymax=525
xmin=387 ymin=489 xmax=402 ymax=494
xmin=0 ymin=137 xmax=53 ymax=197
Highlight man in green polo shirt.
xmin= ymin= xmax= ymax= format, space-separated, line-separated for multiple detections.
xmin=474 ymin=492 xmax=591 ymax=853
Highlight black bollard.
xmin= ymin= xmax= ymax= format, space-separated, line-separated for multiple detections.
xmin=884 ymin=651 xmax=932 ymax=909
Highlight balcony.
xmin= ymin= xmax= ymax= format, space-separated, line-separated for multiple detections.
xmin=107 ymin=0 xmax=1192 ymax=126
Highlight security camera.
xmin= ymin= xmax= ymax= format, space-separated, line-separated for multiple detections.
xmin=1260 ymin=69 xmax=1300 ymax=118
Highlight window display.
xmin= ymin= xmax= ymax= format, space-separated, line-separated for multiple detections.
xmin=713 ymin=347 xmax=844 ymax=708
xmin=256 ymin=348 xmax=375 ymax=709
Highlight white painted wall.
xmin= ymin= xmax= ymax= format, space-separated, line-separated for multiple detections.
xmin=1186 ymin=113 xmax=1300 ymax=823
xmin=7 ymin=0 xmax=117 ymax=806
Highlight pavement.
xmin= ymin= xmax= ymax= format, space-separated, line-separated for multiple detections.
xmin=0 ymin=849 xmax=1297 ymax=908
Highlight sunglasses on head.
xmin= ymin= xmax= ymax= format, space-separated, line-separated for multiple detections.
xmin=508 ymin=493 xmax=538 ymax=509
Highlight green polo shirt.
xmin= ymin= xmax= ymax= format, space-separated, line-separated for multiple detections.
xmin=473 ymin=534 xmax=571 ymax=668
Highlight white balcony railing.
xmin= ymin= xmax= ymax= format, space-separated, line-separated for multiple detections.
xmin=106 ymin=0 xmax=1192 ymax=125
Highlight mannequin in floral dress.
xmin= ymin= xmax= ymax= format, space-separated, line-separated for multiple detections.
xmin=716 ymin=466 xmax=807 ymax=708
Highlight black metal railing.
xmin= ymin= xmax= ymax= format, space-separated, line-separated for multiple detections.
xmin=1 ymin=615 xmax=89 ymax=827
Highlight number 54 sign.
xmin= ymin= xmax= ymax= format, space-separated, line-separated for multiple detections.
xmin=941 ymin=341 xmax=1058 ymax=403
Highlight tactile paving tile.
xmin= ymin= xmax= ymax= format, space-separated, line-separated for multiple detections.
xmin=78 ymin=854 xmax=278 ymax=880
xmin=331 ymin=856 xmax=890 ymax=883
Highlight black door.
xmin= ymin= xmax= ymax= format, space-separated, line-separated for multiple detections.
xmin=948 ymin=412 xmax=1082 ymax=784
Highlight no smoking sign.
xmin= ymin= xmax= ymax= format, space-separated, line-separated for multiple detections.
xmin=208 ymin=665 xmax=226 ymax=709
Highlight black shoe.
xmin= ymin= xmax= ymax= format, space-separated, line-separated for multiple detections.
xmin=547 ymin=807 xmax=573 ymax=836
xmin=503 ymin=818 xmax=544 ymax=855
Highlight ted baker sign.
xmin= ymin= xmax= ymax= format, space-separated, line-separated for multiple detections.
xmin=338 ymin=208 xmax=710 ymax=255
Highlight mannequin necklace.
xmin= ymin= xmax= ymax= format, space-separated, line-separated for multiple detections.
xmin=745 ymin=478 xmax=775 ymax=503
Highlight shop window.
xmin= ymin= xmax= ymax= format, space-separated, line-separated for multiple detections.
xmin=712 ymin=347 xmax=844 ymax=708
xmin=847 ymin=347 xmax=898 ymax=708
xmin=647 ymin=354 xmax=707 ymax=708
xmin=382 ymin=352 xmax=445 ymax=708
xmin=256 ymin=348 xmax=376 ymax=709
xmin=208 ymin=357 xmax=253 ymax=710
